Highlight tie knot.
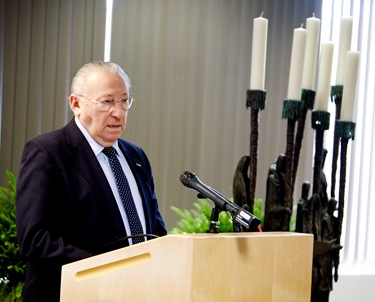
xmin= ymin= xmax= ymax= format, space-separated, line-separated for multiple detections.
xmin=102 ymin=146 xmax=117 ymax=159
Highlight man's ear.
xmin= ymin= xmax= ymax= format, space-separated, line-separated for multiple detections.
xmin=69 ymin=95 xmax=81 ymax=114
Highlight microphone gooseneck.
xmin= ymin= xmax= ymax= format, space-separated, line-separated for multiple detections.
xmin=179 ymin=171 xmax=261 ymax=230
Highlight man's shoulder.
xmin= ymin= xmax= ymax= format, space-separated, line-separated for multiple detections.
xmin=118 ymin=139 xmax=149 ymax=162
xmin=118 ymin=139 xmax=144 ymax=156
xmin=30 ymin=126 xmax=65 ymax=145
xmin=27 ymin=120 xmax=80 ymax=149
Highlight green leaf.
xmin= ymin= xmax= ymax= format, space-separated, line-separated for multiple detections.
xmin=0 ymin=170 xmax=27 ymax=301
xmin=170 ymin=199 xmax=234 ymax=234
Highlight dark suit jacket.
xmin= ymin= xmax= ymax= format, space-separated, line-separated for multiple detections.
xmin=16 ymin=119 xmax=167 ymax=302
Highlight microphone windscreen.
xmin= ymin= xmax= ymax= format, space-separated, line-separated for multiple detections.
xmin=180 ymin=171 xmax=195 ymax=187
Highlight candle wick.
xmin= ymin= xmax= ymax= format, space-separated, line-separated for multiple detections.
xmin=313 ymin=12 xmax=315 ymax=18
xmin=260 ymin=11 xmax=264 ymax=18
xmin=301 ymin=23 xmax=304 ymax=28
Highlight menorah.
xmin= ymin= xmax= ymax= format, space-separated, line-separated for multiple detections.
xmin=230 ymin=12 xmax=359 ymax=302
xmin=234 ymin=84 xmax=355 ymax=302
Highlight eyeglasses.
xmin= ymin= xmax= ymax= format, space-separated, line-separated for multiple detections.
xmin=78 ymin=95 xmax=134 ymax=111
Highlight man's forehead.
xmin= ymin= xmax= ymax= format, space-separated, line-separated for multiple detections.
xmin=85 ymin=71 xmax=128 ymax=90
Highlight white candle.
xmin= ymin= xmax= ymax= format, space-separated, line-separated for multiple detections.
xmin=302 ymin=14 xmax=321 ymax=90
xmin=315 ymin=42 xmax=334 ymax=111
xmin=336 ymin=17 xmax=353 ymax=85
xmin=287 ymin=25 xmax=307 ymax=100
xmin=341 ymin=51 xmax=360 ymax=121
xmin=250 ymin=13 xmax=268 ymax=90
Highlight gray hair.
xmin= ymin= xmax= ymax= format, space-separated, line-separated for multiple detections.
xmin=70 ymin=61 xmax=131 ymax=95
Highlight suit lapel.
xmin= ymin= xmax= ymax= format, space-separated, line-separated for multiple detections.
xmin=118 ymin=140 xmax=151 ymax=232
xmin=64 ymin=119 xmax=127 ymax=236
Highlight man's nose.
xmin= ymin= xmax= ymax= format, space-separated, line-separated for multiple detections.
xmin=110 ymin=102 xmax=127 ymax=115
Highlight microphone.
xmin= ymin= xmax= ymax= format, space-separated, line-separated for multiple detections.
xmin=180 ymin=171 xmax=261 ymax=230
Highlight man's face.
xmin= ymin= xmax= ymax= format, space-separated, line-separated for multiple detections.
xmin=70 ymin=71 xmax=129 ymax=147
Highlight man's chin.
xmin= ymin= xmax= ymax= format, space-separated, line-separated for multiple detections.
xmin=99 ymin=134 xmax=123 ymax=146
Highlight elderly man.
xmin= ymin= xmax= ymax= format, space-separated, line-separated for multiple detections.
xmin=16 ymin=61 xmax=167 ymax=301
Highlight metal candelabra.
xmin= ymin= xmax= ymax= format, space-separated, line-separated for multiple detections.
xmin=292 ymin=89 xmax=315 ymax=192
xmin=311 ymin=110 xmax=331 ymax=195
xmin=333 ymin=119 xmax=356 ymax=281
xmin=330 ymin=85 xmax=343 ymax=199
xmin=246 ymin=89 xmax=266 ymax=212
xmin=281 ymin=99 xmax=304 ymax=231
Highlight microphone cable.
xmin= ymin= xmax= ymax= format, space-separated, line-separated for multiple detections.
xmin=104 ymin=234 xmax=160 ymax=248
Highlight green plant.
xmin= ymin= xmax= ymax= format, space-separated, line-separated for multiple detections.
xmin=170 ymin=199 xmax=233 ymax=233
xmin=252 ymin=198 xmax=264 ymax=228
xmin=0 ymin=170 xmax=27 ymax=301
xmin=170 ymin=198 xmax=265 ymax=234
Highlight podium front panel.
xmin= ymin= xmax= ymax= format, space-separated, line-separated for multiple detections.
xmin=60 ymin=232 xmax=313 ymax=301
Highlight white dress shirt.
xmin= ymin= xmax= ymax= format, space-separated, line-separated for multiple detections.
xmin=74 ymin=117 xmax=146 ymax=245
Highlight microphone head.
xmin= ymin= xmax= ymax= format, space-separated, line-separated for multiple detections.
xmin=180 ymin=171 xmax=196 ymax=187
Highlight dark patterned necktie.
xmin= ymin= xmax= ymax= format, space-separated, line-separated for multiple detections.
xmin=102 ymin=147 xmax=145 ymax=244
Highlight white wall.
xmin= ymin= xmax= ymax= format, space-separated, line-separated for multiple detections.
xmin=331 ymin=274 xmax=375 ymax=302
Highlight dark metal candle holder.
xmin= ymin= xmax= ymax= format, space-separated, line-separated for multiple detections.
xmin=333 ymin=120 xmax=355 ymax=282
xmin=311 ymin=110 xmax=331 ymax=195
xmin=246 ymin=89 xmax=266 ymax=212
xmin=330 ymin=85 xmax=343 ymax=198
xmin=281 ymin=99 xmax=303 ymax=231
xmin=292 ymin=89 xmax=316 ymax=192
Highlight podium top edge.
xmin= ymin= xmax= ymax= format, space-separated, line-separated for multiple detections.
xmin=167 ymin=232 xmax=313 ymax=239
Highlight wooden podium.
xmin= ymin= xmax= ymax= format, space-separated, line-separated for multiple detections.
xmin=60 ymin=232 xmax=313 ymax=301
